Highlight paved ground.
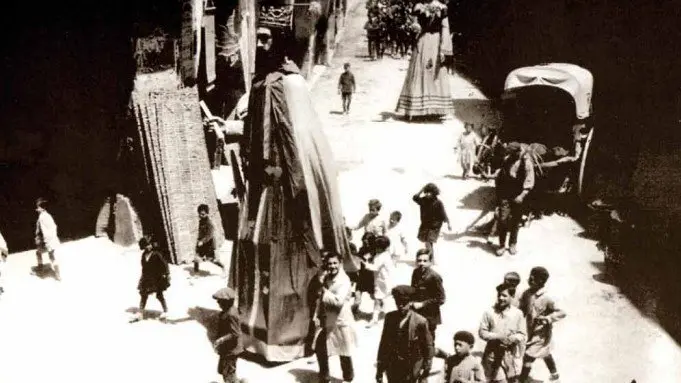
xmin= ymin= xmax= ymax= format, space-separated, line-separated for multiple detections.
xmin=1 ymin=1 xmax=680 ymax=383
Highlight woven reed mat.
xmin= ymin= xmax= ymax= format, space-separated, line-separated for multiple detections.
xmin=132 ymin=85 xmax=225 ymax=264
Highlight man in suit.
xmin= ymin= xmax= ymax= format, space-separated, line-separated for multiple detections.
xmin=376 ymin=285 xmax=434 ymax=383
xmin=410 ymin=249 xmax=446 ymax=342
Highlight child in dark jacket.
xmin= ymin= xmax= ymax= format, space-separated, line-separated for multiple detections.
xmin=213 ymin=287 xmax=243 ymax=383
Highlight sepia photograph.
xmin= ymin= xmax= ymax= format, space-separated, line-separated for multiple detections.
xmin=0 ymin=0 xmax=679 ymax=382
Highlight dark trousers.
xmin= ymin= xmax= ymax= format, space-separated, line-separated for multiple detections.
xmin=342 ymin=92 xmax=352 ymax=112
xmin=316 ymin=330 xmax=354 ymax=381
xmin=218 ymin=355 xmax=238 ymax=383
xmin=498 ymin=201 xmax=523 ymax=247
xmin=369 ymin=38 xmax=381 ymax=59
xmin=427 ymin=321 xmax=438 ymax=345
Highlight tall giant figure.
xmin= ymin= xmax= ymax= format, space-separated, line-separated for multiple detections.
xmin=228 ymin=21 xmax=354 ymax=362
xmin=395 ymin=0 xmax=454 ymax=119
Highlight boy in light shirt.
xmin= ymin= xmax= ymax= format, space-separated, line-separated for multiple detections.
xmin=386 ymin=211 xmax=408 ymax=265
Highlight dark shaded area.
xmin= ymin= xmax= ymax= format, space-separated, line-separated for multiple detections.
xmin=0 ymin=0 xmax=181 ymax=250
xmin=451 ymin=0 xmax=681 ymax=345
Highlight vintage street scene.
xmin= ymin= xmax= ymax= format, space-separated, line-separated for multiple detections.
xmin=1 ymin=1 xmax=681 ymax=383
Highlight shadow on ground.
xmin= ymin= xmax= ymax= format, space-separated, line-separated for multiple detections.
xmin=458 ymin=185 xmax=496 ymax=210
xmin=451 ymin=98 xmax=499 ymax=127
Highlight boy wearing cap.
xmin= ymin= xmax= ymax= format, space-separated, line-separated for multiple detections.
xmin=436 ymin=331 xmax=485 ymax=383
xmin=376 ymin=285 xmax=433 ymax=383
xmin=518 ymin=267 xmax=566 ymax=383
xmin=213 ymin=287 xmax=243 ymax=383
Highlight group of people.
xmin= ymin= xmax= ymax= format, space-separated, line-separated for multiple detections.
xmin=365 ymin=0 xmax=421 ymax=60
xmin=311 ymin=231 xmax=566 ymax=383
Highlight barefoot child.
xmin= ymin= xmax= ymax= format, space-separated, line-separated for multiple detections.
xmin=363 ymin=236 xmax=395 ymax=326
xmin=436 ymin=330 xmax=486 ymax=383
xmin=413 ymin=183 xmax=451 ymax=263
xmin=519 ymin=267 xmax=566 ymax=383
xmin=386 ymin=210 xmax=408 ymax=265
xmin=213 ymin=287 xmax=243 ymax=383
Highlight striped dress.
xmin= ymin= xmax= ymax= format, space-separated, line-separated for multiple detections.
xmin=395 ymin=1 xmax=454 ymax=118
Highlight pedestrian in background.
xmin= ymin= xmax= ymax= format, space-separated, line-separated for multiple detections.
xmin=518 ymin=267 xmax=566 ymax=383
xmin=313 ymin=252 xmax=357 ymax=383
xmin=131 ymin=235 xmax=170 ymax=322
xmin=410 ymin=249 xmax=445 ymax=345
xmin=436 ymin=331 xmax=486 ymax=383
xmin=376 ymin=285 xmax=434 ymax=383
xmin=212 ymin=287 xmax=243 ymax=383
xmin=413 ymin=183 xmax=451 ymax=262
xmin=34 ymin=197 xmax=61 ymax=280
xmin=456 ymin=122 xmax=481 ymax=179
xmin=478 ymin=283 xmax=526 ymax=383
xmin=338 ymin=62 xmax=356 ymax=115
xmin=194 ymin=203 xmax=221 ymax=273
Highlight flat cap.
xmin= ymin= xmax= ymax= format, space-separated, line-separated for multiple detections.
xmin=213 ymin=287 xmax=236 ymax=301
xmin=391 ymin=285 xmax=415 ymax=300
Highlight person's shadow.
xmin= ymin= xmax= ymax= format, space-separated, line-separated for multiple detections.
xmin=30 ymin=265 xmax=58 ymax=280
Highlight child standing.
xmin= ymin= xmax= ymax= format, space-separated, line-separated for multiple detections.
xmin=456 ymin=123 xmax=481 ymax=179
xmin=34 ymin=197 xmax=61 ymax=280
xmin=436 ymin=331 xmax=486 ymax=383
xmin=363 ymin=236 xmax=395 ymax=327
xmin=352 ymin=199 xmax=387 ymax=237
xmin=195 ymin=204 xmax=221 ymax=273
xmin=519 ymin=267 xmax=566 ymax=383
xmin=386 ymin=210 xmax=408 ymax=265
xmin=338 ymin=63 xmax=356 ymax=115
xmin=495 ymin=199 xmax=514 ymax=257
xmin=413 ymin=183 xmax=451 ymax=263
xmin=213 ymin=287 xmax=243 ymax=383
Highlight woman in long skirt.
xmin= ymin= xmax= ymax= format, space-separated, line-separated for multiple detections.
xmin=395 ymin=0 xmax=454 ymax=119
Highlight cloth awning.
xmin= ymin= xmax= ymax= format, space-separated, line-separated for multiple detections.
xmin=504 ymin=63 xmax=593 ymax=119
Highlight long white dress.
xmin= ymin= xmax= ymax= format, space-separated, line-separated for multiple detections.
xmin=364 ymin=250 xmax=395 ymax=300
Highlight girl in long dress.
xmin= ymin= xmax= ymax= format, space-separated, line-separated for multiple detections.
xmin=395 ymin=0 xmax=454 ymax=119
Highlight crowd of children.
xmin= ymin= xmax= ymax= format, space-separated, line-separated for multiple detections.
xmin=341 ymin=184 xmax=566 ymax=383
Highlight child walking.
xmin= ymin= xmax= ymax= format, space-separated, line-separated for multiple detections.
xmin=436 ymin=330 xmax=486 ymax=383
xmin=194 ymin=204 xmax=221 ymax=273
xmin=338 ymin=63 xmax=356 ymax=115
xmin=130 ymin=236 xmax=170 ymax=322
xmin=518 ymin=267 xmax=566 ymax=383
xmin=34 ymin=197 xmax=61 ymax=280
xmin=413 ymin=183 xmax=451 ymax=263
xmin=213 ymin=287 xmax=243 ymax=383
xmin=456 ymin=123 xmax=481 ymax=179
xmin=363 ymin=236 xmax=395 ymax=327
xmin=386 ymin=210 xmax=408 ymax=265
